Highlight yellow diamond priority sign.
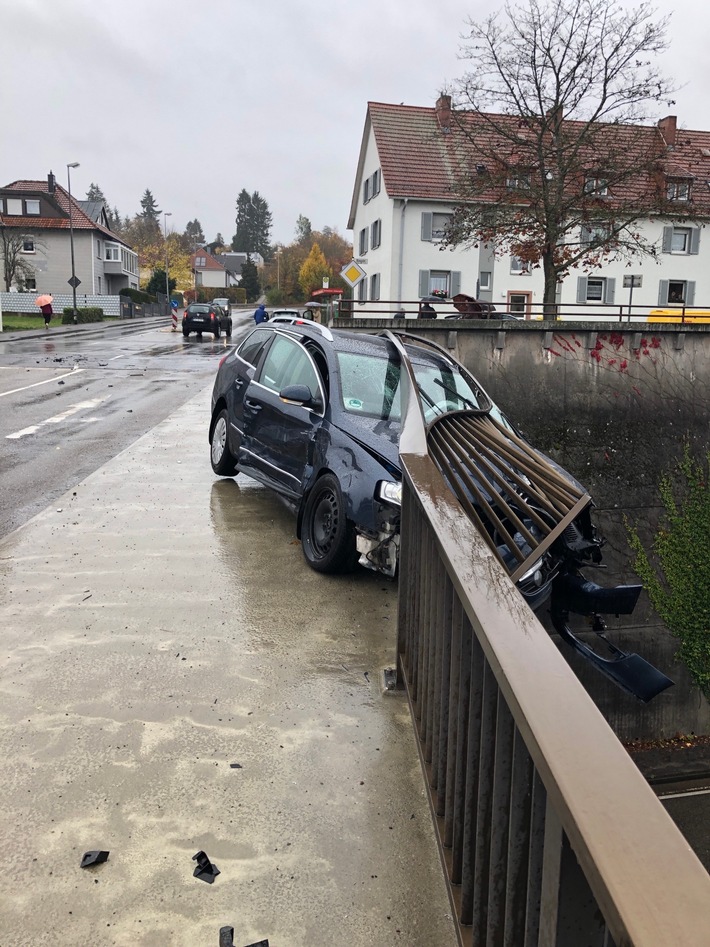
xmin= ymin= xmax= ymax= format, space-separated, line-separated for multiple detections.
xmin=340 ymin=259 xmax=367 ymax=287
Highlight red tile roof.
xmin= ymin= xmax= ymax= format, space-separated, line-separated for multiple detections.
xmin=191 ymin=248 xmax=226 ymax=271
xmin=350 ymin=101 xmax=710 ymax=225
xmin=0 ymin=179 xmax=132 ymax=247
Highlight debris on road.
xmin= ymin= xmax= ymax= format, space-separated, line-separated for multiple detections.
xmin=229 ymin=763 xmax=243 ymax=769
xmin=80 ymin=850 xmax=109 ymax=868
xmin=192 ymin=850 xmax=220 ymax=883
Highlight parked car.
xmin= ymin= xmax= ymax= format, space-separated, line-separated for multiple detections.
xmin=183 ymin=302 xmax=232 ymax=339
xmin=269 ymin=309 xmax=311 ymax=323
xmin=212 ymin=298 xmax=232 ymax=318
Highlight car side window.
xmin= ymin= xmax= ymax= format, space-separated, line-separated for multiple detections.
xmin=237 ymin=329 xmax=271 ymax=366
xmin=259 ymin=335 xmax=321 ymax=398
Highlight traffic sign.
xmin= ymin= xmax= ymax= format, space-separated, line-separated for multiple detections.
xmin=340 ymin=259 xmax=366 ymax=288
xmin=68 ymin=276 xmax=81 ymax=288
xmin=623 ymin=275 xmax=642 ymax=288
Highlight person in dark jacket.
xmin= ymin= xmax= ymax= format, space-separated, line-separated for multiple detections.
xmin=40 ymin=302 xmax=53 ymax=328
xmin=253 ymin=303 xmax=268 ymax=325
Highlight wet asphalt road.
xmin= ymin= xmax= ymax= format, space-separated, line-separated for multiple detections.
xmin=0 ymin=313 xmax=254 ymax=538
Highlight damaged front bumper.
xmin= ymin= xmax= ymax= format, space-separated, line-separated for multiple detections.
xmin=550 ymin=572 xmax=674 ymax=703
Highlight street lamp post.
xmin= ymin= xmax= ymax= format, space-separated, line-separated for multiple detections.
xmin=67 ymin=162 xmax=80 ymax=323
xmin=163 ymin=211 xmax=172 ymax=313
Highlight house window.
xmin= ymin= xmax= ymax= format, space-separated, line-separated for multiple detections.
xmin=5 ymin=198 xmax=22 ymax=215
xmin=668 ymin=281 xmax=689 ymax=304
xmin=97 ymin=239 xmax=102 ymax=258
xmin=370 ymin=273 xmax=380 ymax=301
xmin=661 ymin=225 xmax=700 ymax=255
xmin=25 ymin=199 xmax=40 ymax=215
xmin=431 ymin=212 xmax=452 ymax=241
xmin=22 ymin=236 xmax=35 ymax=253
xmin=510 ymin=256 xmax=528 ymax=274
xmin=586 ymin=278 xmax=605 ymax=301
xmin=372 ymin=169 xmax=381 ymax=197
xmin=105 ymin=243 xmax=120 ymax=261
xmin=370 ymin=219 xmax=381 ymax=249
xmin=667 ymin=179 xmax=691 ymax=201
xmin=25 ymin=277 xmax=36 ymax=290
xmin=581 ymin=223 xmax=610 ymax=245
xmin=507 ymin=292 xmax=531 ymax=314
xmin=421 ymin=212 xmax=453 ymax=242
xmin=358 ymin=227 xmax=368 ymax=255
xmin=419 ymin=269 xmax=461 ymax=298
xmin=577 ymin=276 xmax=616 ymax=304
xmin=671 ymin=228 xmax=691 ymax=253
xmin=479 ymin=271 xmax=491 ymax=290
xmin=583 ymin=176 xmax=608 ymax=197
xmin=506 ymin=173 xmax=530 ymax=189
xmin=363 ymin=177 xmax=371 ymax=204
xmin=195 ymin=255 xmax=206 ymax=267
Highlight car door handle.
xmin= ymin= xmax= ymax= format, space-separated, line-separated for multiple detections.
xmin=244 ymin=399 xmax=262 ymax=411
xmin=234 ymin=378 xmax=245 ymax=389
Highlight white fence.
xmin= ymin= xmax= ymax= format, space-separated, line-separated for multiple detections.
xmin=0 ymin=292 xmax=121 ymax=317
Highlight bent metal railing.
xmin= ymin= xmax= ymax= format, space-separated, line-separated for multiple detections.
xmin=389 ymin=332 xmax=710 ymax=946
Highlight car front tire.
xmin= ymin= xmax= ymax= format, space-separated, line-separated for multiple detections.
xmin=210 ymin=408 xmax=238 ymax=476
xmin=301 ymin=474 xmax=358 ymax=573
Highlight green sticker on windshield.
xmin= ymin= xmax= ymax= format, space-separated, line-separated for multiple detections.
xmin=346 ymin=398 xmax=363 ymax=409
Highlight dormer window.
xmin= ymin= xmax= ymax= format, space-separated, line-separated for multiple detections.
xmin=506 ymin=172 xmax=530 ymax=190
xmin=667 ymin=179 xmax=691 ymax=201
xmin=26 ymin=199 xmax=40 ymax=215
xmin=584 ymin=175 xmax=608 ymax=197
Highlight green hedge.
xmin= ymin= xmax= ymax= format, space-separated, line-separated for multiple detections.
xmin=62 ymin=307 xmax=104 ymax=324
xmin=119 ymin=287 xmax=155 ymax=303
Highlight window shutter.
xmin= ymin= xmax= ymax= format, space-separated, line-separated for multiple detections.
xmin=419 ymin=270 xmax=430 ymax=296
xmin=658 ymin=280 xmax=668 ymax=305
xmin=451 ymin=271 xmax=461 ymax=296
xmin=421 ymin=213 xmax=433 ymax=241
xmin=576 ymin=277 xmax=588 ymax=303
xmin=687 ymin=281 xmax=696 ymax=306
xmin=690 ymin=228 xmax=701 ymax=255
xmin=662 ymin=227 xmax=673 ymax=253
xmin=605 ymin=278 xmax=616 ymax=304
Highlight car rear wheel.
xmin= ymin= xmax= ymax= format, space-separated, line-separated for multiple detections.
xmin=210 ymin=409 xmax=238 ymax=476
xmin=183 ymin=330 xmax=189 ymax=337
xmin=302 ymin=474 xmax=358 ymax=573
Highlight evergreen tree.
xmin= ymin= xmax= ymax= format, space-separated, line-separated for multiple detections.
xmin=86 ymin=182 xmax=107 ymax=203
xmin=145 ymin=267 xmax=177 ymax=297
xmin=184 ymin=219 xmax=205 ymax=246
xmin=139 ymin=189 xmax=161 ymax=222
xmin=240 ymin=255 xmax=261 ymax=302
xmin=295 ymin=214 xmax=312 ymax=243
xmin=232 ymin=189 xmax=273 ymax=260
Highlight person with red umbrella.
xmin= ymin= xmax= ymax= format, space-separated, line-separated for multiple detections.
xmin=35 ymin=294 xmax=53 ymax=329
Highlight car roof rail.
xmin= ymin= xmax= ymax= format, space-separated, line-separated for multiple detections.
xmin=274 ymin=321 xmax=333 ymax=342
xmin=380 ymin=329 xmax=458 ymax=367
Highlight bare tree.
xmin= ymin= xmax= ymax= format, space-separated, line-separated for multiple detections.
xmin=444 ymin=0 xmax=680 ymax=312
xmin=0 ymin=226 xmax=40 ymax=291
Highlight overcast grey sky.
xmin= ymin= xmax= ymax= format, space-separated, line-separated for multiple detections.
xmin=1 ymin=0 xmax=706 ymax=247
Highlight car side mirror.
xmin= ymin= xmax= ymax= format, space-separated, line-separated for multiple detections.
xmin=279 ymin=384 xmax=322 ymax=410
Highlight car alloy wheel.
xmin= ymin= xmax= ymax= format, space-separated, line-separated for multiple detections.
xmin=210 ymin=408 xmax=238 ymax=476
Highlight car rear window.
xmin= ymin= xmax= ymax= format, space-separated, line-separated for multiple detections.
xmin=190 ymin=305 xmax=210 ymax=313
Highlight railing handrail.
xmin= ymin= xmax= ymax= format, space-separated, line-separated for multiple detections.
xmin=397 ymin=358 xmax=710 ymax=943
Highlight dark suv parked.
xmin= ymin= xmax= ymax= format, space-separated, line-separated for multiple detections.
xmin=183 ymin=303 xmax=232 ymax=339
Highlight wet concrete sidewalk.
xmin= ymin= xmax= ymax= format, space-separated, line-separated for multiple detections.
xmin=0 ymin=386 xmax=456 ymax=947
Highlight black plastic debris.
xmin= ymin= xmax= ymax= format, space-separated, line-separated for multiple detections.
xmin=80 ymin=850 xmax=109 ymax=868
xmin=383 ymin=668 xmax=397 ymax=690
xmin=244 ymin=940 xmax=269 ymax=946
xmin=219 ymin=927 xmax=234 ymax=947
xmin=229 ymin=763 xmax=243 ymax=769
xmin=192 ymin=850 xmax=220 ymax=883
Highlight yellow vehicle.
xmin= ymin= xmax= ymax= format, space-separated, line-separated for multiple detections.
xmin=647 ymin=309 xmax=710 ymax=324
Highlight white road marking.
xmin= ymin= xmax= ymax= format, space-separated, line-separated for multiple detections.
xmin=658 ymin=786 xmax=710 ymax=800
xmin=6 ymin=396 xmax=110 ymax=439
xmin=0 ymin=368 xmax=84 ymax=398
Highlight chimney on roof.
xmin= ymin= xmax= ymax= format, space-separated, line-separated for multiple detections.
xmin=658 ymin=115 xmax=677 ymax=147
xmin=436 ymin=94 xmax=452 ymax=133
xmin=48 ymin=171 xmax=56 ymax=195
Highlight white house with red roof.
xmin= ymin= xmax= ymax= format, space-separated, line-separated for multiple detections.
xmin=348 ymin=98 xmax=710 ymax=317
xmin=0 ymin=171 xmax=138 ymax=295
xmin=190 ymin=247 xmax=240 ymax=288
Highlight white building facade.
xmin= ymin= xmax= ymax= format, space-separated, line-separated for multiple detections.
xmin=348 ymin=102 xmax=710 ymax=317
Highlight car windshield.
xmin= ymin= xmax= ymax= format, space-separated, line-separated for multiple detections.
xmin=335 ymin=351 xmax=492 ymax=422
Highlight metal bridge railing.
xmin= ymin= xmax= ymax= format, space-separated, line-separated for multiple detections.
xmin=393 ymin=337 xmax=710 ymax=946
